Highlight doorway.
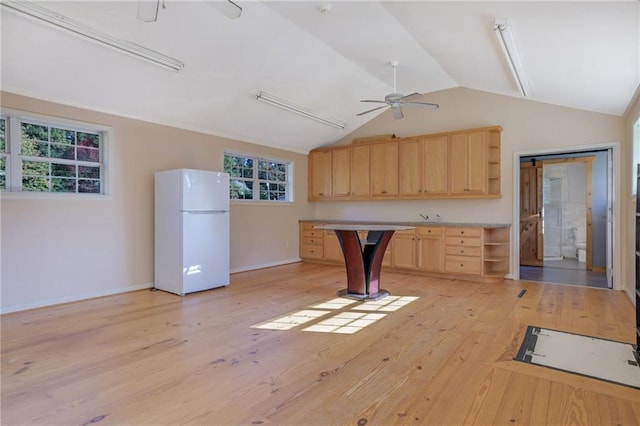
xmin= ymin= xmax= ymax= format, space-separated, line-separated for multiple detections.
xmin=517 ymin=150 xmax=612 ymax=289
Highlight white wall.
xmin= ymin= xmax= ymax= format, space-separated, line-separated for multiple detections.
xmin=0 ymin=92 xmax=314 ymax=313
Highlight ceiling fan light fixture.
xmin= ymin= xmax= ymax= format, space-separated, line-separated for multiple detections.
xmin=494 ymin=18 xmax=532 ymax=97
xmin=2 ymin=0 xmax=185 ymax=72
xmin=256 ymin=91 xmax=346 ymax=130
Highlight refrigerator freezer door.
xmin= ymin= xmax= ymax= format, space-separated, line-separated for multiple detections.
xmin=182 ymin=211 xmax=230 ymax=293
xmin=181 ymin=170 xmax=230 ymax=212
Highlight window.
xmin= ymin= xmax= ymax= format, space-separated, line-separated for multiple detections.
xmin=0 ymin=111 xmax=108 ymax=195
xmin=224 ymin=153 xmax=292 ymax=202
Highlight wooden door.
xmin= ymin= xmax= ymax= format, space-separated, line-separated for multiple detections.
xmin=309 ymin=150 xmax=332 ymax=199
xmin=520 ymin=161 xmax=543 ymax=266
xmin=350 ymin=144 xmax=370 ymax=197
xmin=399 ymin=138 xmax=421 ymax=196
xmin=422 ymin=136 xmax=448 ymax=195
xmin=331 ymin=147 xmax=350 ymax=198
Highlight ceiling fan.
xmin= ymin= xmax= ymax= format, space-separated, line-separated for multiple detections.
xmin=358 ymin=61 xmax=439 ymax=120
xmin=137 ymin=0 xmax=242 ymax=22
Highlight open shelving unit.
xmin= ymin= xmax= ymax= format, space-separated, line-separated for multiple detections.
xmin=482 ymin=226 xmax=510 ymax=282
xmin=487 ymin=128 xmax=501 ymax=196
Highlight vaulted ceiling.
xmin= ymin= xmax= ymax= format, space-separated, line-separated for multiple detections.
xmin=1 ymin=1 xmax=638 ymax=153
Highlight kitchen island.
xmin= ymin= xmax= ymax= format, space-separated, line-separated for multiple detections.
xmin=313 ymin=224 xmax=414 ymax=300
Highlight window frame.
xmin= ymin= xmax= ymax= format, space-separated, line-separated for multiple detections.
xmin=0 ymin=108 xmax=111 ymax=199
xmin=224 ymin=151 xmax=294 ymax=203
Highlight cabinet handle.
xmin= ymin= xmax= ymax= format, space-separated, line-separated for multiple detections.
xmin=460 ymin=263 xmax=464 ymax=267
xmin=382 ymin=190 xmax=387 ymax=194
xmin=461 ymin=249 xmax=465 ymax=253
xmin=460 ymin=240 xmax=464 ymax=244
xmin=319 ymin=192 xmax=324 ymax=196
xmin=461 ymin=231 xmax=465 ymax=235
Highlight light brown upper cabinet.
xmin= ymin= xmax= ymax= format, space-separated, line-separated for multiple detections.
xmin=350 ymin=144 xmax=370 ymax=198
xmin=449 ymin=131 xmax=487 ymax=195
xmin=307 ymin=126 xmax=501 ymax=201
xmin=370 ymin=140 xmax=399 ymax=197
xmin=399 ymin=136 xmax=448 ymax=197
xmin=331 ymin=146 xmax=351 ymax=198
xmin=309 ymin=150 xmax=332 ymax=200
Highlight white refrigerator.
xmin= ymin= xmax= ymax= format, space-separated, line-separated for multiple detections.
xmin=154 ymin=169 xmax=230 ymax=295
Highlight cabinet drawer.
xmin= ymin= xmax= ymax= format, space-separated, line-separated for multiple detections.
xmin=301 ymin=245 xmax=324 ymax=259
xmin=445 ymin=236 xmax=481 ymax=247
xmin=417 ymin=226 xmax=442 ymax=236
xmin=302 ymin=230 xmax=324 ymax=239
xmin=445 ymin=227 xmax=482 ymax=237
xmin=444 ymin=256 xmax=482 ymax=275
xmin=444 ymin=245 xmax=481 ymax=257
xmin=302 ymin=237 xmax=323 ymax=246
xmin=300 ymin=222 xmax=318 ymax=231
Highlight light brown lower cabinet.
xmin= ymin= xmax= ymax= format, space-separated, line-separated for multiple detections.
xmin=299 ymin=221 xmax=510 ymax=283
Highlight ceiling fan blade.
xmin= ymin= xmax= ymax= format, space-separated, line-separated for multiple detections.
xmin=137 ymin=0 xmax=160 ymax=22
xmin=357 ymin=105 xmax=387 ymax=116
xmin=400 ymin=92 xmax=422 ymax=101
xmin=403 ymin=101 xmax=439 ymax=109
xmin=360 ymin=100 xmax=387 ymax=104
xmin=391 ymin=105 xmax=404 ymax=120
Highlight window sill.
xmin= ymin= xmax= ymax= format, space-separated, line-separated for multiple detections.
xmin=230 ymin=200 xmax=294 ymax=206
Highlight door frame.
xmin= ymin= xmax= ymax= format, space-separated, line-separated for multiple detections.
xmin=511 ymin=142 xmax=621 ymax=290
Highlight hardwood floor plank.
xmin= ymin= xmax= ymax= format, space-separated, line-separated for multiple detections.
xmin=2 ymin=262 xmax=638 ymax=425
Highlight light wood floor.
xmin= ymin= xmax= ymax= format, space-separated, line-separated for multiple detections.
xmin=2 ymin=262 xmax=638 ymax=425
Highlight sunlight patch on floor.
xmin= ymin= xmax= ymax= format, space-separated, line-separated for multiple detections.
xmin=303 ymin=312 xmax=387 ymax=334
xmin=251 ymin=295 xmax=419 ymax=333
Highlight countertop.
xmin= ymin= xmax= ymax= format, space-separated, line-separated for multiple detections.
xmin=300 ymin=219 xmax=511 ymax=228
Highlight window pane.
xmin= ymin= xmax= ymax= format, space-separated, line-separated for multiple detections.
xmin=78 ymin=179 xmax=100 ymax=193
xmin=79 ymin=165 xmax=100 ymax=179
xmin=77 ymin=132 xmax=99 ymax=148
xmin=50 ymin=128 xmax=75 ymax=145
xmin=52 ymin=163 xmax=76 ymax=177
xmin=50 ymin=143 xmax=75 ymax=160
xmin=230 ymin=179 xmax=253 ymax=199
xmin=22 ymin=176 xmax=49 ymax=192
xmin=0 ymin=156 xmax=5 ymax=190
xmin=21 ymin=139 xmax=49 ymax=157
xmin=0 ymin=118 xmax=5 ymax=152
xmin=77 ymin=146 xmax=99 ymax=162
xmin=51 ymin=177 xmax=76 ymax=193
xmin=21 ymin=122 xmax=48 ymax=142
xmin=23 ymin=160 xmax=49 ymax=177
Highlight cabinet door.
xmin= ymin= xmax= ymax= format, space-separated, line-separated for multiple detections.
xmin=323 ymin=231 xmax=344 ymax=263
xmin=399 ymin=138 xmax=421 ymax=196
xmin=467 ymin=132 xmax=487 ymax=194
xmin=422 ymin=136 xmax=448 ymax=195
xmin=449 ymin=134 xmax=469 ymax=194
xmin=371 ymin=141 xmax=398 ymax=196
xmin=417 ymin=236 xmax=443 ymax=272
xmin=350 ymin=144 xmax=370 ymax=197
xmin=309 ymin=150 xmax=332 ymax=199
xmin=449 ymin=132 xmax=487 ymax=195
xmin=331 ymin=147 xmax=351 ymax=198
xmin=391 ymin=233 xmax=416 ymax=269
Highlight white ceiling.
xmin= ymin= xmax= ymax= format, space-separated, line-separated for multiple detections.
xmin=1 ymin=1 xmax=638 ymax=153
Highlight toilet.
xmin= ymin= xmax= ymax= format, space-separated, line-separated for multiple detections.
xmin=576 ymin=241 xmax=586 ymax=263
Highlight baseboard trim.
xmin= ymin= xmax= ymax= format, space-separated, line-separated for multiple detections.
xmin=231 ymin=258 xmax=302 ymax=274
xmin=0 ymin=283 xmax=153 ymax=314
